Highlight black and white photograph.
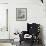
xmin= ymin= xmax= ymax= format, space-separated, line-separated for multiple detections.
xmin=16 ymin=8 xmax=27 ymax=21
xmin=0 ymin=0 xmax=46 ymax=46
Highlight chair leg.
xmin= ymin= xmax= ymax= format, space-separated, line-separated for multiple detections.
xmin=30 ymin=41 xmax=34 ymax=46
xmin=20 ymin=41 xmax=21 ymax=45
xmin=30 ymin=39 xmax=34 ymax=46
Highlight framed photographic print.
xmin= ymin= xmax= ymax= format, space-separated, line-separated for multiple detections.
xmin=16 ymin=8 xmax=27 ymax=21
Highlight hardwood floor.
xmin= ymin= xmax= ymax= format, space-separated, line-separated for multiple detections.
xmin=19 ymin=41 xmax=43 ymax=46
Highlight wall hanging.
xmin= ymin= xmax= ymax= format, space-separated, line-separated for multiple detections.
xmin=16 ymin=8 xmax=27 ymax=21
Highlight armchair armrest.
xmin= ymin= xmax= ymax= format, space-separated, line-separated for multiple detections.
xmin=21 ymin=31 xmax=28 ymax=35
xmin=19 ymin=31 xmax=27 ymax=40
xmin=19 ymin=31 xmax=28 ymax=44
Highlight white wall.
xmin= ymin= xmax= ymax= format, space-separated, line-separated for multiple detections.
xmin=0 ymin=0 xmax=13 ymax=46
xmin=8 ymin=0 xmax=46 ymax=46
xmin=0 ymin=0 xmax=8 ymax=3
xmin=0 ymin=4 xmax=9 ymax=39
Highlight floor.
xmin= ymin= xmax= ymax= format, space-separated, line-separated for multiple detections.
xmin=0 ymin=43 xmax=14 ymax=46
xmin=19 ymin=41 xmax=43 ymax=46
xmin=0 ymin=42 xmax=43 ymax=46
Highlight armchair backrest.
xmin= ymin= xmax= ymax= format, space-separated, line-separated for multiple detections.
xmin=27 ymin=23 xmax=40 ymax=35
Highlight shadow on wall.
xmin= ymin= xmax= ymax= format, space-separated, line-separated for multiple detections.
xmin=40 ymin=25 xmax=45 ymax=46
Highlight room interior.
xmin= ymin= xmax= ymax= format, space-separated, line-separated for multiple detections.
xmin=0 ymin=0 xmax=46 ymax=46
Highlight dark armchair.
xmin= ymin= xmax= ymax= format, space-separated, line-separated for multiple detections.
xmin=19 ymin=23 xmax=40 ymax=45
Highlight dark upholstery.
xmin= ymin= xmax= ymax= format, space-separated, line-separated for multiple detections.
xmin=27 ymin=23 xmax=40 ymax=35
xmin=19 ymin=23 xmax=40 ymax=45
